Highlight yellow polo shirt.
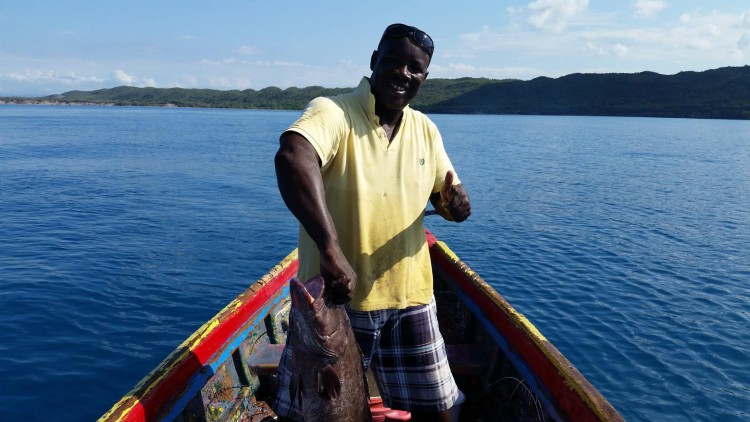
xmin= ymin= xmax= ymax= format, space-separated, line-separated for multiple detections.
xmin=287 ymin=77 xmax=458 ymax=311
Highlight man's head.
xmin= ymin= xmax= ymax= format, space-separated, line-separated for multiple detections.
xmin=377 ymin=23 xmax=434 ymax=59
xmin=369 ymin=23 xmax=434 ymax=114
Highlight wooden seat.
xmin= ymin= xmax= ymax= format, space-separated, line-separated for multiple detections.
xmin=247 ymin=343 xmax=285 ymax=376
xmin=247 ymin=343 xmax=486 ymax=376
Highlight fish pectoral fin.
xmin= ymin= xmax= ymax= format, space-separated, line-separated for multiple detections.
xmin=316 ymin=364 xmax=341 ymax=399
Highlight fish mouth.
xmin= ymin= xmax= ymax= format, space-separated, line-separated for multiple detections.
xmin=290 ymin=277 xmax=315 ymax=306
xmin=290 ymin=275 xmax=326 ymax=307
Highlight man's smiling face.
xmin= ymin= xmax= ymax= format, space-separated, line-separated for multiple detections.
xmin=369 ymin=37 xmax=430 ymax=114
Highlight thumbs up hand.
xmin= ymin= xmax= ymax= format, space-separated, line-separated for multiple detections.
xmin=438 ymin=170 xmax=471 ymax=222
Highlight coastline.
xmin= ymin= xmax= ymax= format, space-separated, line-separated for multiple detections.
xmin=3 ymin=65 xmax=749 ymax=120
xmin=0 ymin=98 xmax=118 ymax=107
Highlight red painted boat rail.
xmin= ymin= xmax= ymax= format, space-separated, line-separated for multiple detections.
xmin=425 ymin=230 xmax=623 ymax=422
xmin=99 ymin=250 xmax=298 ymax=422
xmin=100 ymin=231 xmax=623 ymax=421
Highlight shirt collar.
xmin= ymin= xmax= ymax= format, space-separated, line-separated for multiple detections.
xmin=355 ymin=77 xmax=410 ymax=126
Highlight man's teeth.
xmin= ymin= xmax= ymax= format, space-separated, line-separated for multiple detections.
xmin=389 ymin=82 xmax=407 ymax=91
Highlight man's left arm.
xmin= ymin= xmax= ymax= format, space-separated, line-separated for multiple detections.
xmin=430 ymin=170 xmax=471 ymax=222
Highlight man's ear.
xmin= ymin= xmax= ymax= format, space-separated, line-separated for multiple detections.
xmin=370 ymin=50 xmax=378 ymax=71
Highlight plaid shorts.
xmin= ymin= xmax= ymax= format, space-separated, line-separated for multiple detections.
xmin=270 ymin=298 xmax=458 ymax=419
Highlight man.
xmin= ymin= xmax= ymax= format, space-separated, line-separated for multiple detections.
xmin=272 ymin=23 xmax=471 ymax=421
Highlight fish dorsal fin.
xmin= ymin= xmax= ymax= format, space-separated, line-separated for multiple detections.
xmin=316 ymin=364 xmax=341 ymax=399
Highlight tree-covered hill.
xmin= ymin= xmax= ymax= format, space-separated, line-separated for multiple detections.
xmin=419 ymin=66 xmax=750 ymax=120
xmin=3 ymin=66 xmax=748 ymax=119
xmin=52 ymin=85 xmax=353 ymax=110
xmin=46 ymin=77 xmax=501 ymax=110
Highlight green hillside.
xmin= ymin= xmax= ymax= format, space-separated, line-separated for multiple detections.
xmin=3 ymin=66 xmax=748 ymax=119
xmin=419 ymin=66 xmax=750 ymax=119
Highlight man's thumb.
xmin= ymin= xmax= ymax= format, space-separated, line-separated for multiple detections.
xmin=442 ymin=170 xmax=454 ymax=195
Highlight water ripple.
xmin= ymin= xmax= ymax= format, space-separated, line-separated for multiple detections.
xmin=2 ymin=108 xmax=749 ymax=421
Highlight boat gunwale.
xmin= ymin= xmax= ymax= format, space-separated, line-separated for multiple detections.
xmin=425 ymin=231 xmax=624 ymax=422
xmin=98 ymin=250 xmax=299 ymax=422
xmin=101 ymin=232 xmax=623 ymax=422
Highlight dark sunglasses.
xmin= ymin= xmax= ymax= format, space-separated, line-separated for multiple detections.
xmin=382 ymin=23 xmax=434 ymax=57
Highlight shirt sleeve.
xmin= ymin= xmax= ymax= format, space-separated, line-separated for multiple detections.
xmin=285 ymin=97 xmax=347 ymax=169
xmin=432 ymin=125 xmax=460 ymax=193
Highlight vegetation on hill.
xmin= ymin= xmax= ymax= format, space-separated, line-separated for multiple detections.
xmin=44 ymin=77 xmax=502 ymax=110
xmin=418 ymin=66 xmax=750 ymax=120
xmin=51 ymin=85 xmax=353 ymax=110
xmin=2 ymin=66 xmax=748 ymax=119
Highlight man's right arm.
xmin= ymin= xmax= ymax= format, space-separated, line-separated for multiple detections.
xmin=274 ymin=131 xmax=357 ymax=304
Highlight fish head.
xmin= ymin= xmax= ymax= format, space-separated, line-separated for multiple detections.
xmin=290 ymin=275 xmax=325 ymax=313
xmin=289 ymin=275 xmax=349 ymax=355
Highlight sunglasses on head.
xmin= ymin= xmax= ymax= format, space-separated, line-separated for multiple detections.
xmin=382 ymin=23 xmax=434 ymax=57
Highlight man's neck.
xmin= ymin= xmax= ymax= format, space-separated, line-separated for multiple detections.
xmin=375 ymin=107 xmax=403 ymax=141
xmin=375 ymin=105 xmax=403 ymax=126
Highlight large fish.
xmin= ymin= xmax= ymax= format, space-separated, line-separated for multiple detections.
xmin=288 ymin=275 xmax=371 ymax=422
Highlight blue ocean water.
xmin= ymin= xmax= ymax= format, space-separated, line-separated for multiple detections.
xmin=0 ymin=105 xmax=748 ymax=421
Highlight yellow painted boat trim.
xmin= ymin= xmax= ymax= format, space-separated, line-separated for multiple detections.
xmin=98 ymin=249 xmax=298 ymax=422
xmin=431 ymin=239 xmax=622 ymax=422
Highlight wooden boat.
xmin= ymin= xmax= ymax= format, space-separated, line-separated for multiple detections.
xmin=99 ymin=231 xmax=624 ymax=422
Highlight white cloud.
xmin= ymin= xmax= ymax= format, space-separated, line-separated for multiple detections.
xmin=205 ymin=77 xmax=252 ymax=91
xmin=113 ymin=69 xmax=135 ymax=85
xmin=633 ymin=0 xmax=666 ymax=18
xmin=237 ymin=46 xmax=262 ymax=55
xmin=612 ymin=44 xmax=630 ymax=56
xmin=247 ymin=60 xmax=311 ymax=69
xmin=0 ymin=54 xmax=362 ymax=96
xmin=0 ymin=69 xmax=108 ymax=95
xmin=6 ymin=69 xmax=104 ymax=84
xmin=587 ymin=42 xmax=629 ymax=56
xmin=188 ymin=57 xmax=367 ymax=90
xmin=200 ymin=58 xmax=239 ymax=66
xmin=110 ymin=69 xmax=160 ymax=88
xmin=669 ymin=11 xmax=740 ymax=52
xmin=527 ymin=0 xmax=589 ymax=32
xmin=459 ymin=26 xmax=493 ymax=45
xmin=208 ymin=77 xmax=232 ymax=88
xmin=739 ymin=31 xmax=750 ymax=49
xmin=166 ymin=75 xmax=198 ymax=88
xmin=430 ymin=62 xmax=544 ymax=80
xmin=686 ymin=38 xmax=713 ymax=50
xmin=445 ymin=6 xmax=749 ymax=81
xmin=577 ymin=8 xmax=747 ymax=59
xmin=460 ymin=32 xmax=482 ymax=43
xmin=457 ymin=26 xmax=526 ymax=52
xmin=442 ymin=51 xmax=476 ymax=59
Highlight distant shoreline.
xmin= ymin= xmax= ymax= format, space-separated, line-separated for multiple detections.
xmin=0 ymin=99 xmax=117 ymax=107
xmin=0 ymin=98 xmax=190 ymax=108
xmin=2 ymin=66 xmax=749 ymax=120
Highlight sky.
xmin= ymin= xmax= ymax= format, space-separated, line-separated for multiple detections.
xmin=1 ymin=0 xmax=749 ymax=97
